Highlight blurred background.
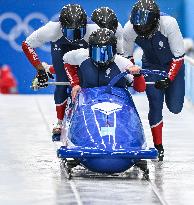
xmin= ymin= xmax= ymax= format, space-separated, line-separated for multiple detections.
xmin=0 ymin=0 xmax=194 ymax=100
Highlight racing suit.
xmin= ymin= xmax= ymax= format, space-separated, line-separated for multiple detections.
xmin=123 ymin=14 xmax=185 ymax=147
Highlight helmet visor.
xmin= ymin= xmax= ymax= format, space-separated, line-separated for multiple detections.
xmin=130 ymin=9 xmax=152 ymax=25
xmin=62 ymin=27 xmax=86 ymax=41
xmin=91 ymin=45 xmax=114 ymax=63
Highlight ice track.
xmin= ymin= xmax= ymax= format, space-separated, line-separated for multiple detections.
xmin=0 ymin=94 xmax=194 ymax=205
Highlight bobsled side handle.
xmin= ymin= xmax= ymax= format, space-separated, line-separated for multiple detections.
xmin=104 ymin=69 xmax=168 ymax=94
xmin=140 ymin=69 xmax=168 ymax=77
xmin=108 ymin=69 xmax=168 ymax=88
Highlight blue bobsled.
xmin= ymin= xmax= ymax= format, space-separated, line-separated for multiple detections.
xmin=57 ymin=69 xmax=167 ymax=175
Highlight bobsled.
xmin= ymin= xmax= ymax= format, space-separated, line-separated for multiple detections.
xmin=56 ymin=69 xmax=167 ymax=179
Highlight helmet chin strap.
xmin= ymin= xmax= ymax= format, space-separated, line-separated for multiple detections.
xmin=92 ymin=56 xmax=115 ymax=69
xmin=93 ymin=61 xmax=108 ymax=69
xmin=145 ymin=23 xmax=159 ymax=39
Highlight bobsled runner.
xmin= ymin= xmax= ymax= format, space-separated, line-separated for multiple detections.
xmin=55 ymin=69 xmax=167 ymax=179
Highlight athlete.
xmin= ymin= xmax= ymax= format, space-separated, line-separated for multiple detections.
xmin=22 ymin=4 xmax=98 ymax=138
xmin=123 ymin=0 xmax=185 ymax=161
xmin=62 ymin=28 xmax=146 ymax=101
xmin=91 ymin=7 xmax=124 ymax=54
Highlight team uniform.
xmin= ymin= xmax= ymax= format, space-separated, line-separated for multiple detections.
xmin=115 ymin=23 xmax=124 ymax=55
xmin=91 ymin=7 xmax=124 ymax=55
xmin=63 ymin=48 xmax=134 ymax=88
xmin=22 ymin=20 xmax=124 ymax=114
xmin=22 ymin=20 xmax=98 ymax=122
xmin=123 ymin=13 xmax=185 ymax=157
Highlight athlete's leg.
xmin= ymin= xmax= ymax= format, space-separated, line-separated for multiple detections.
xmin=51 ymin=42 xmax=69 ymax=135
xmin=145 ymin=74 xmax=165 ymax=160
xmin=165 ymin=65 xmax=185 ymax=113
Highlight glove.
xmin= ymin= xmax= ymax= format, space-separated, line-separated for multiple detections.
xmin=126 ymin=81 xmax=133 ymax=87
xmin=133 ymin=74 xmax=146 ymax=92
xmin=36 ymin=70 xmax=49 ymax=88
xmin=42 ymin=62 xmax=54 ymax=79
xmin=155 ymin=77 xmax=171 ymax=90
xmin=47 ymin=72 xmax=54 ymax=80
xmin=133 ymin=74 xmax=141 ymax=77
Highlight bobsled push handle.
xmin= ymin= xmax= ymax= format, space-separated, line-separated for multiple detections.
xmin=140 ymin=69 xmax=168 ymax=77
xmin=31 ymin=77 xmax=70 ymax=91
xmin=105 ymin=69 xmax=168 ymax=93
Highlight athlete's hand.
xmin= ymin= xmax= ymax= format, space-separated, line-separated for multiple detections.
xmin=133 ymin=74 xmax=146 ymax=92
xmin=71 ymin=85 xmax=81 ymax=102
xmin=155 ymin=78 xmax=171 ymax=89
xmin=126 ymin=65 xmax=141 ymax=75
xmin=42 ymin=62 xmax=54 ymax=79
xmin=36 ymin=70 xmax=49 ymax=88
xmin=31 ymin=77 xmax=39 ymax=91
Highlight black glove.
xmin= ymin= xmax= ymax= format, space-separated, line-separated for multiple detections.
xmin=133 ymin=74 xmax=141 ymax=77
xmin=36 ymin=70 xmax=48 ymax=87
xmin=47 ymin=72 xmax=54 ymax=80
xmin=126 ymin=81 xmax=133 ymax=87
xmin=155 ymin=77 xmax=171 ymax=90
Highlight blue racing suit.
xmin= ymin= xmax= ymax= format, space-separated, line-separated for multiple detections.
xmin=123 ymin=14 xmax=185 ymax=127
xmin=51 ymin=36 xmax=88 ymax=105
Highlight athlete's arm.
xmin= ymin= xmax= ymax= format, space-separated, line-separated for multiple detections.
xmin=115 ymin=55 xmax=146 ymax=92
xmin=63 ymin=48 xmax=89 ymax=66
xmin=115 ymin=23 xmax=124 ymax=55
xmin=123 ymin=21 xmax=137 ymax=63
xmin=63 ymin=48 xmax=89 ymax=87
xmin=155 ymin=17 xmax=185 ymax=90
xmin=22 ymin=21 xmax=62 ymax=70
xmin=166 ymin=17 xmax=185 ymax=81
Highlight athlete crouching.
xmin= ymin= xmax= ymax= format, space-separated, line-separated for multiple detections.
xmin=63 ymin=28 xmax=146 ymax=101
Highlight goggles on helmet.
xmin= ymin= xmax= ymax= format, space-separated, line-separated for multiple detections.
xmin=90 ymin=45 xmax=114 ymax=64
xmin=62 ymin=27 xmax=86 ymax=41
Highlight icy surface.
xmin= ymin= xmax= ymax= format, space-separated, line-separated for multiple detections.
xmin=0 ymin=94 xmax=194 ymax=205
